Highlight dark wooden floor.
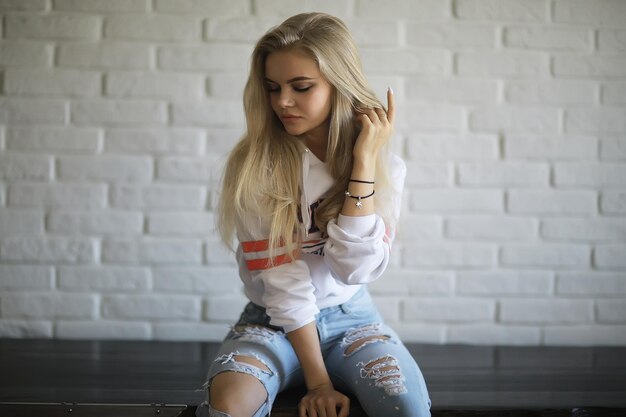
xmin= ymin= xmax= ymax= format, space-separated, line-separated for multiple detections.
xmin=1 ymin=338 xmax=625 ymax=416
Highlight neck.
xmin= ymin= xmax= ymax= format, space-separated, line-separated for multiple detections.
xmin=303 ymin=120 xmax=330 ymax=162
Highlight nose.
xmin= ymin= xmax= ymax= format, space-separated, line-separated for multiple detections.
xmin=278 ymin=89 xmax=294 ymax=108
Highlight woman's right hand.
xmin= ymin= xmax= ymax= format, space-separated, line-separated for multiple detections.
xmin=299 ymin=383 xmax=350 ymax=417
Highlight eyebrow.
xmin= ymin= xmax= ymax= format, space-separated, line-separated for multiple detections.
xmin=264 ymin=76 xmax=316 ymax=84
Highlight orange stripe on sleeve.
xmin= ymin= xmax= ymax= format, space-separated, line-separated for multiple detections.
xmin=245 ymin=251 xmax=298 ymax=271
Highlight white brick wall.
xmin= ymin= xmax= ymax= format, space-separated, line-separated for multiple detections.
xmin=0 ymin=0 xmax=625 ymax=346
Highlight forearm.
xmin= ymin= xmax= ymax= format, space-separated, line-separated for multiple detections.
xmin=286 ymin=321 xmax=332 ymax=389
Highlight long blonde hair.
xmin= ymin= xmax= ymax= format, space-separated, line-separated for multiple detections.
xmin=218 ymin=12 xmax=397 ymax=259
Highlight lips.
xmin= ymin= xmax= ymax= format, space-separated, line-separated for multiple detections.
xmin=281 ymin=114 xmax=301 ymax=120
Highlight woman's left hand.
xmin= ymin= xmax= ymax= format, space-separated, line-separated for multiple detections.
xmin=352 ymin=87 xmax=395 ymax=165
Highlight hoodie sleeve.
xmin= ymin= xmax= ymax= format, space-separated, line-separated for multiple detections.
xmin=237 ymin=224 xmax=319 ymax=333
xmin=324 ymin=154 xmax=406 ymax=285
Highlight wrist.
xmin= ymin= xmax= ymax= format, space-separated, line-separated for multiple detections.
xmin=351 ymin=159 xmax=376 ymax=182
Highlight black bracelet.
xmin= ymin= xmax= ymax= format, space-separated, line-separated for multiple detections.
xmin=349 ymin=179 xmax=375 ymax=184
xmin=344 ymin=190 xmax=375 ymax=209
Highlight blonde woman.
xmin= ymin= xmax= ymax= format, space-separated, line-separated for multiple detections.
xmin=197 ymin=12 xmax=431 ymax=417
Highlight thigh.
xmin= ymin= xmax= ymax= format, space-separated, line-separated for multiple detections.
xmin=325 ymin=322 xmax=431 ymax=417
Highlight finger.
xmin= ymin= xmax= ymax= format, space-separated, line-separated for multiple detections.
xmin=299 ymin=402 xmax=307 ymax=417
xmin=387 ymin=86 xmax=395 ymax=125
xmin=365 ymin=108 xmax=381 ymax=123
xmin=327 ymin=403 xmax=339 ymax=417
xmin=338 ymin=398 xmax=350 ymax=417
xmin=374 ymin=107 xmax=387 ymax=122
xmin=316 ymin=401 xmax=328 ymax=417
xmin=308 ymin=406 xmax=318 ymax=417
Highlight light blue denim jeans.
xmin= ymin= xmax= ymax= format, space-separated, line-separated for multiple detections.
xmin=196 ymin=286 xmax=431 ymax=417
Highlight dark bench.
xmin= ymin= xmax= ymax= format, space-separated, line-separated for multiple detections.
xmin=1 ymin=338 xmax=625 ymax=417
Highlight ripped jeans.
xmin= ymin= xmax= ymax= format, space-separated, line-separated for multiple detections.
xmin=196 ymin=286 xmax=431 ymax=417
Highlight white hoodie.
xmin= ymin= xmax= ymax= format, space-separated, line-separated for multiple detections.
xmin=235 ymin=148 xmax=406 ymax=333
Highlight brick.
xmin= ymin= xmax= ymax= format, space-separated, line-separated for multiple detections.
xmin=157 ymin=155 xmax=222 ymax=183
xmin=58 ymin=42 xmax=151 ymax=69
xmin=111 ymin=184 xmax=206 ymax=210
xmin=49 ymin=211 xmax=143 ymax=236
xmin=457 ymin=271 xmax=552 ymax=296
xmin=455 ymin=0 xmax=548 ymax=21
xmin=0 ymin=265 xmax=53 ymax=290
xmin=501 ymin=244 xmax=590 ymax=267
xmin=0 ymin=0 xmax=48 ymax=10
xmin=554 ymin=55 xmax=626 ymax=78
xmin=557 ymin=272 xmax=626 ymax=296
xmin=105 ymin=128 xmax=204 ymax=155
xmin=102 ymin=295 xmax=200 ymax=320
xmin=601 ymin=190 xmax=626 ymax=213
xmin=403 ymin=162 xmax=451 ymax=186
xmin=602 ymin=81 xmax=626 ymax=105
xmin=206 ymin=294 xmax=248 ymax=321
xmin=375 ymin=270 xmax=454 ymax=296
xmin=58 ymin=155 xmax=152 ymax=182
xmin=0 ymin=41 xmax=53 ymax=67
xmin=554 ymin=163 xmax=626 ymax=186
xmin=457 ymin=51 xmax=547 ymax=77
xmin=361 ymin=48 xmax=450 ymax=75
xmin=58 ymin=266 xmax=150 ymax=292
xmin=356 ymin=0 xmax=449 ymax=19
xmin=154 ymin=322 xmax=231 ymax=342
xmin=402 ymin=243 xmax=495 ymax=267
xmin=446 ymin=215 xmax=536 ymax=240
xmin=71 ymin=100 xmax=167 ymax=125
xmin=9 ymin=183 xmax=106 ymax=209
xmin=406 ymin=134 xmax=499 ymax=160
xmin=410 ymin=189 xmax=503 ymax=212
xmin=594 ymin=244 xmax=626 ymax=268
xmin=6 ymin=14 xmax=101 ymax=40
xmin=56 ymin=321 xmax=151 ymax=340
xmin=158 ymin=44 xmax=252 ymax=71
xmin=154 ymin=0 xmax=249 ymax=15
xmin=504 ymin=26 xmax=590 ymax=51
xmin=403 ymin=297 xmax=495 ymax=322
xmin=0 ymin=98 xmax=66 ymax=124
xmin=208 ymin=73 xmax=246 ymax=99
xmin=0 ymin=320 xmax=52 ymax=338
xmin=507 ymin=190 xmax=596 ymax=215
xmin=470 ymin=107 xmax=558 ymax=132
xmin=153 ymin=266 xmax=241 ymax=293
xmin=345 ymin=20 xmax=399 ymax=46
xmin=207 ymin=17 xmax=275 ymax=42
xmin=597 ymin=300 xmax=626 ymax=323
xmin=0 ymin=209 xmax=43 ymax=236
xmin=148 ymin=212 xmax=214 ymax=236
xmin=105 ymin=16 xmax=201 ymax=41
xmin=504 ymin=135 xmax=598 ymax=159
xmin=105 ymin=71 xmax=205 ymax=100
xmin=1 ymin=292 xmax=97 ymax=319
xmin=448 ymin=325 xmax=541 ymax=345
xmin=541 ymin=218 xmax=626 ymax=241
xmin=500 ymin=299 xmax=593 ymax=324
xmin=6 ymin=126 xmax=100 ymax=153
xmin=390 ymin=323 xmax=445 ymax=343
xmin=373 ymin=296 xmax=401 ymax=322
xmin=406 ymin=78 xmax=498 ymax=104
xmin=0 ymin=154 xmax=52 ymax=181
xmin=1 ymin=237 xmax=96 ymax=263
xmin=406 ymin=23 xmax=495 ymax=48
xmin=172 ymin=100 xmax=244 ymax=127
xmin=206 ymin=128 xmax=240 ymax=153
xmin=598 ymin=30 xmax=626 ymax=52
xmin=458 ymin=162 xmax=550 ymax=186
xmin=54 ymin=0 xmax=149 ymax=12
xmin=102 ymin=238 xmax=202 ymax=265
xmin=504 ymin=80 xmax=596 ymax=105
xmin=565 ymin=108 xmax=626 ymax=134
xmin=544 ymin=325 xmax=626 ymax=346
xmin=554 ymin=0 xmax=626 ymax=28
xmin=599 ymin=142 xmax=626 ymax=163
xmin=205 ymin=242 xmax=237 ymax=266
xmin=4 ymin=68 xmax=101 ymax=97
xmin=401 ymin=103 xmax=463 ymax=130
xmin=397 ymin=215 xmax=442 ymax=241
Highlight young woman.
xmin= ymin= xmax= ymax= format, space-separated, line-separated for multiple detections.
xmin=197 ymin=12 xmax=431 ymax=417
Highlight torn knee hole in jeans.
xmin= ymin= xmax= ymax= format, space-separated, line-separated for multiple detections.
xmin=340 ymin=322 xmax=393 ymax=357
xmin=231 ymin=325 xmax=280 ymax=343
xmin=213 ymin=350 xmax=274 ymax=377
xmin=357 ymin=355 xmax=408 ymax=396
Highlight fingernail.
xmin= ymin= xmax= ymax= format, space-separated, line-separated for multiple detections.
xmin=388 ymin=86 xmax=394 ymax=95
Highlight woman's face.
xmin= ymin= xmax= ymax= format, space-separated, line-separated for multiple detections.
xmin=264 ymin=49 xmax=333 ymax=139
